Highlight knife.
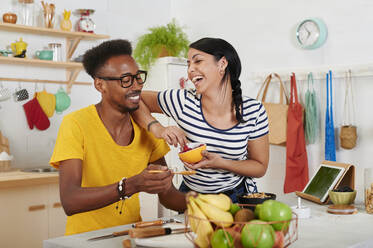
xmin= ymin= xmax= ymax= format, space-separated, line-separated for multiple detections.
xmin=87 ymin=229 xmax=130 ymax=241
xmin=129 ymin=226 xmax=190 ymax=238
xmin=132 ymin=218 xmax=179 ymax=228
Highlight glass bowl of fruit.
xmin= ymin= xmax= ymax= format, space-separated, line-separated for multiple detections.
xmin=185 ymin=192 xmax=298 ymax=248
xmin=179 ymin=143 xmax=207 ymax=164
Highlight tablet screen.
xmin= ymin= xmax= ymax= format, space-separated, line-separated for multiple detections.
xmin=302 ymin=164 xmax=345 ymax=202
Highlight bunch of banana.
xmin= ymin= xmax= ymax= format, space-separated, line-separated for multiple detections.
xmin=187 ymin=193 xmax=235 ymax=247
xmin=188 ymin=198 xmax=214 ymax=248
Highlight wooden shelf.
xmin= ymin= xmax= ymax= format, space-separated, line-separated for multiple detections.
xmin=0 ymin=22 xmax=109 ymax=92
xmin=0 ymin=22 xmax=109 ymax=40
xmin=0 ymin=56 xmax=83 ymax=69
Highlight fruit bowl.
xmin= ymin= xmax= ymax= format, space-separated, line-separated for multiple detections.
xmin=178 ymin=143 xmax=206 ymax=164
xmin=237 ymin=192 xmax=277 ymax=211
xmin=185 ymin=192 xmax=297 ymax=248
xmin=184 ymin=207 xmax=298 ymax=248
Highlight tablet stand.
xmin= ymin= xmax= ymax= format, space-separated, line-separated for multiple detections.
xmin=295 ymin=160 xmax=355 ymax=205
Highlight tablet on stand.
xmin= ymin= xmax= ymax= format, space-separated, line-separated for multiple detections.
xmin=296 ymin=161 xmax=355 ymax=204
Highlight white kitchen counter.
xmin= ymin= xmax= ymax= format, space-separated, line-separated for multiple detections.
xmin=43 ymin=193 xmax=373 ymax=248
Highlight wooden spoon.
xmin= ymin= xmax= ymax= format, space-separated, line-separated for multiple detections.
xmin=149 ymin=170 xmax=196 ymax=175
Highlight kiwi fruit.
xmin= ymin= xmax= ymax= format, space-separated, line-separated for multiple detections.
xmin=234 ymin=208 xmax=255 ymax=222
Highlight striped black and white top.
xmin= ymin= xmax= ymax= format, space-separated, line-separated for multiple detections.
xmin=157 ymin=89 xmax=269 ymax=193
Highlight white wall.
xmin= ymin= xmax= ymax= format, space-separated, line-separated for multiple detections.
xmin=172 ymin=0 xmax=373 ymax=202
xmin=0 ymin=0 xmax=171 ymax=168
xmin=1 ymin=0 xmax=372 ymax=203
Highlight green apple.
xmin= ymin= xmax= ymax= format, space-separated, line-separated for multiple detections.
xmin=211 ymin=229 xmax=234 ymax=248
xmin=230 ymin=203 xmax=241 ymax=216
xmin=259 ymin=200 xmax=292 ymax=231
xmin=241 ymin=220 xmax=275 ymax=248
xmin=254 ymin=204 xmax=262 ymax=218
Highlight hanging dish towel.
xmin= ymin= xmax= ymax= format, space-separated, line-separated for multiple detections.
xmin=284 ymin=73 xmax=309 ymax=193
xmin=304 ymin=72 xmax=319 ymax=144
xmin=325 ymin=70 xmax=336 ymax=161
xmin=340 ymin=70 xmax=357 ymax=149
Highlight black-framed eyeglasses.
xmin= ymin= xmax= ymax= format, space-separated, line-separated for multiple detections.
xmin=96 ymin=70 xmax=147 ymax=88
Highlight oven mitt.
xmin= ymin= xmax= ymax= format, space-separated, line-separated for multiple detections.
xmin=23 ymin=97 xmax=50 ymax=131
xmin=36 ymin=90 xmax=56 ymax=117
xmin=55 ymin=87 xmax=71 ymax=114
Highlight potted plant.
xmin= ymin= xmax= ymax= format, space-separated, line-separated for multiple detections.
xmin=133 ymin=19 xmax=189 ymax=70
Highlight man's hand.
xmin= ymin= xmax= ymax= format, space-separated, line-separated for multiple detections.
xmin=129 ymin=164 xmax=174 ymax=194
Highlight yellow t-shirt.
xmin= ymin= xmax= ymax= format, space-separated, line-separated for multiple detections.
xmin=49 ymin=105 xmax=170 ymax=235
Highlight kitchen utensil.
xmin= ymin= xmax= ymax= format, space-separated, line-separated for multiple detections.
xmin=132 ymin=218 xmax=180 ymax=228
xmin=129 ymin=226 xmax=189 ymax=239
xmin=75 ymin=9 xmax=95 ymax=33
xmin=41 ymin=1 xmax=55 ymax=28
xmin=148 ymin=170 xmax=196 ymax=175
xmin=87 ymin=229 xmax=130 ymax=241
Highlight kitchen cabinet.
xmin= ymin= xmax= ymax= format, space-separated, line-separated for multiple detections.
xmin=0 ymin=22 xmax=109 ymax=92
xmin=0 ymin=179 xmax=65 ymax=248
xmin=140 ymin=57 xmax=189 ymax=219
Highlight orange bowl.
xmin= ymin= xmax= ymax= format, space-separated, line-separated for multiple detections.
xmin=178 ymin=143 xmax=206 ymax=164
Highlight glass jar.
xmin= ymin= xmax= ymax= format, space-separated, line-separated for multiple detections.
xmin=18 ymin=0 xmax=34 ymax=26
xmin=364 ymin=168 xmax=373 ymax=214
xmin=48 ymin=43 xmax=62 ymax=62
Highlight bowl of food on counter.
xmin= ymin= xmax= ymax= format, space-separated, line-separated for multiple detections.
xmin=237 ymin=192 xmax=277 ymax=211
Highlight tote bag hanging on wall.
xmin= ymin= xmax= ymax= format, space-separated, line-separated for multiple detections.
xmin=256 ymin=73 xmax=289 ymax=146
xmin=284 ymin=73 xmax=309 ymax=193
xmin=325 ymin=70 xmax=336 ymax=161
xmin=305 ymin=72 xmax=319 ymax=144
xmin=340 ymin=70 xmax=357 ymax=149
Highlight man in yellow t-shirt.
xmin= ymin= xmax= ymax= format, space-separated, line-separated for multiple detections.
xmin=50 ymin=39 xmax=186 ymax=235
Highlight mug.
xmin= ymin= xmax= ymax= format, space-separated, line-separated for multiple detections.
xmin=35 ymin=50 xmax=53 ymax=60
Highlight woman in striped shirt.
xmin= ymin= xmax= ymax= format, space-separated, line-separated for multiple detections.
xmin=133 ymin=38 xmax=269 ymax=202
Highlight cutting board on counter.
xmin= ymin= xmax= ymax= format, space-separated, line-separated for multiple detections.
xmin=134 ymin=223 xmax=193 ymax=248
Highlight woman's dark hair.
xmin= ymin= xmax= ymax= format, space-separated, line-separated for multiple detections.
xmin=189 ymin=38 xmax=244 ymax=123
xmin=83 ymin=39 xmax=132 ymax=78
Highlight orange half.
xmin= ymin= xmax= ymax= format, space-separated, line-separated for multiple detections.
xmin=178 ymin=144 xmax=206 ymax=164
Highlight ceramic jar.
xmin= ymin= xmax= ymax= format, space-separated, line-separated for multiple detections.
xmin=3 ymin=13 xmax=17 ymax=24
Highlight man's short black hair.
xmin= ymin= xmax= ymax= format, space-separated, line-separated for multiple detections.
xmin=82 ymin=39 xmax=132 ymax=78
